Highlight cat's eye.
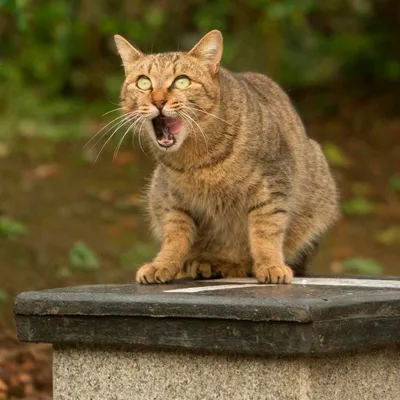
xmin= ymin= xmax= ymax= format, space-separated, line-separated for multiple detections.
xmin=173 ymin=76 xmax=191 ymax=89
xmin=137 ymin=76 xmax=152 ymax=90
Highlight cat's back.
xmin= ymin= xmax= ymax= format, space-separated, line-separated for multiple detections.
xmin=223 ymin=69 xmax=291 ymax=108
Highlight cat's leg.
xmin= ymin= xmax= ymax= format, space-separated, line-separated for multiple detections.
xmin=248 ymin=191 xmax=293 ymax=284
xmin=185 ymin=258 xmax=251 ymax=279
xmin=136 ymin=208 xmax=197 ymax=284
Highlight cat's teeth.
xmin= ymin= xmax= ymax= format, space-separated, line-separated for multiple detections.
xmin=162 ymin=128 xmax=170 ymax=138
xmin=157 ymin=135 xmax=175 ymax=147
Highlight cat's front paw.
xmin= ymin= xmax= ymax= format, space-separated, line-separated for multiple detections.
xmin=136 ymin=263 xmax=177 ymax=284
xmin=254 ymin=264 xmax=293 ymax=284
xmin=186 ymin=260 xmax=222 ymax=279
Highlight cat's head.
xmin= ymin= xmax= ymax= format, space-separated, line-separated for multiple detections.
xmin=114 ymin=30 xmax=223 ymax=152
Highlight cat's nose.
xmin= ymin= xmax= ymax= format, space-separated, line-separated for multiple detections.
xmin=152 ymin=99 xmax=167 ymax=111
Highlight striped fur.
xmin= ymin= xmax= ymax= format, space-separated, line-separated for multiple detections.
xmin=114 ymin=30 xmax=339 ymax=284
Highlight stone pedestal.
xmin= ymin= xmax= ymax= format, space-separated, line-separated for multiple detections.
xmin=14 ymin=277 xmax=400 ymax=399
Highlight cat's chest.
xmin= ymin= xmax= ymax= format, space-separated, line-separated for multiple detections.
xmin=174 ymin=175 xmax=246 ymax=218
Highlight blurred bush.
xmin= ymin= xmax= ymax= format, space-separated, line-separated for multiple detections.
xmin=0 ymin=0 xmax=399 ymax=103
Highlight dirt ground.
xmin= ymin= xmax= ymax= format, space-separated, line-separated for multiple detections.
xmin=1 ymin=87 xmax=400 ymax=399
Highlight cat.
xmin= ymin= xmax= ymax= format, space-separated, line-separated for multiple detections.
xmin=113 ymin=30 xmax=339 ymax=284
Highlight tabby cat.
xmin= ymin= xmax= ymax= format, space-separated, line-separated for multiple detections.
xmin=113 ymin=30 xmax=339 ymax=284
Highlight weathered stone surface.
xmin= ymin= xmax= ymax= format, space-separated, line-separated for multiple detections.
xmin=14 ymin=277 xmax=400 ymax=356
xmin=53 ymin=345 xmax=400 ymax=400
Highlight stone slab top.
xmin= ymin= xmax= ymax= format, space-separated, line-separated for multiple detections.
xmin=14 ymin=276 xmax=400 ymax=323
xmin=14 ymin=276 xmax=400 ymax=356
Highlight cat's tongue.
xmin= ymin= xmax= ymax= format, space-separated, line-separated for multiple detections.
xmin=165 ymin=118 xmax=182 ymax=135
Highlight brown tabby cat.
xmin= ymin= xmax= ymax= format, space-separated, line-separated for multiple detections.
xmin=113 ymin=30 xmax=339 ymax=284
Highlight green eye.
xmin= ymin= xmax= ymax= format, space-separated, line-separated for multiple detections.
xmin=137 ymin=76 xmax=152 ymax=90
xmin=174 ymin=76 xmax=191 ymax=89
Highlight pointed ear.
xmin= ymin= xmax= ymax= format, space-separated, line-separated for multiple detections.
xmin=188 ymin=30 xmax=223 ymax=74
xmin=114 ymin=34 xmax=143 ymax=75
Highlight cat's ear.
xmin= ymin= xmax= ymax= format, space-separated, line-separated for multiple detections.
xmin=114 ymin=35 xmax=143 ymax=75
xmin=188 ymin=30 xmax=223 ymax=74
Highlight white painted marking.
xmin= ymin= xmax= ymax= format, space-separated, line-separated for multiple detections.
xmin=292 ymin=278 xmax=400 ymax=289
xmin=219 ymin=277 xmax=400 ymax=289
xmin=164 ymin=277 xmax=400 ymax=293
xmin=164 ymin=284 xmax=259 ymax=293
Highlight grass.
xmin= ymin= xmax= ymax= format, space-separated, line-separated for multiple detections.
xmin=69 ymin=242 xmax=100 ymax=270
xmin=0 ymin=216 xmax=27 ymax=238
xmin=0 ymin=84 xmax=121 ymax=142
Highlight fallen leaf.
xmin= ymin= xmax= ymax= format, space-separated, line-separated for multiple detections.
xmin=387 ymin=118 xmax=400 ymax=135
xmin=342 ymin=257 xmax=383 ymax=275
xmin=106 ymin=224 xmax=123 ymax=236
xmin=26 ymin=163 xmax=60 ymax=180
xmin=21 ymin=361 xmax=35 ymax=372
xmin=350 ymin=182 xmax=374 ymax=197
xmin=81 ymin=146 xmax=97 ymax=164
xmin=0 ymin=290 xmax=8 ymax=303
xmin=114 ymin=194 xmax=142 ymax=210
xmin=341 ymin=197 xmax=374 ymax=215
xmin=98 ymin=189 xmax=114 ymax=203
xmin=56 ymin=266 xmax=71 ymax=278
xmin=122 ymin=194 xmax=141 ymax=206
xmin=375 ymin=227 xmax=400 ymax=245
xmin=322 ymin=142 xmax=350 ymax=168
xmin=375 ymin=203 xmax=400 ymax=220
xmin=69 ymin=242 xmax=99 ymax=270
xmin=330 ymin=261 xmax=344 ymax=274
xmin=0 ymin=217 xmax=27 ymax=239
xmin=389 ymin=174 xmax=400 ymax=193
xmin=18 ymin=373 xmax=32 ymax=384
xmin=120 ymin=216 xmax=139 ymax=229
xmin=113 ymin=151 xmax=135 ymax=165
xmin=24 ymin=383 xmax=35 ymax=396
xmin=0 ymin=142 xmax=9 ymax=158
xmin=332 ymin=245 xmax=353 ymax=260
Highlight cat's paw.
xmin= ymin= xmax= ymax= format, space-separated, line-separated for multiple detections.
xmin=254 ymin=264 xmax=293 ymax=284
xmin=186 ymin=260 xmax=222 ymax=279
xmin=136 ymin=263 xmax=177 ymax=284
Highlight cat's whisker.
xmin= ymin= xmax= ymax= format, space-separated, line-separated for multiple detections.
xmin=131 ymin=124 xmax=136 ymax=148
xmin=137 ymin=117 xmax=151 ymax=158
xmin=186 ymin=102 xmax=239 ymax=130
xmin=93 ymin=114 xmax=139 ymax=164
xmin=129 ymin=115 xmax=148 ymax=149
xmin=185 ymin=104 xmax=238 ymax=140
xmin=180 ymin=109 xmax=209 ymax=156
xmin=178 ymin=110 xmax=199 ymax=153
xmin=102 ymin=107 xmax=124 ymax=117
xmin=113 ymin=115 xmax=144 ymax=161
xmin=89 ymin=113 xmax=137 ymax=152
xmin=105 ymin=97 xmax=121 ymax=106
xmin=85 ymin=109 xmax=140 ymax=150
xmin=84 ymin=113 xmax=130 ymax=148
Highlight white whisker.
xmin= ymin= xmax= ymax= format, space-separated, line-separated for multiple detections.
xmin=89 ymin=113 xmax=136 ymax=152
xmin=186 ymin=102 xmax=239 ymax=130
xmin=137 ymin=117 xmax=151 ymax=158
xmin=85 ymin=110 xmax=140 ymax=150
xmin=178 ymin=110 xmax=199 ymax=153
xmin=102 ymin=107 xmax=123 ymax=117
xmin=180 ymin=109 xmax=209 ymax=155
xmin=92 ymin=114 xmax=138 ymax=164
xmin=114 ymin=115 xmax=146 ymax=160
xmin=84 ymin=113 xmax=128 ymax=148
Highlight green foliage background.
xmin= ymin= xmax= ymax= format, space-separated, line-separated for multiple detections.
xmin=1 ymin=0 xmax=399 ymax=105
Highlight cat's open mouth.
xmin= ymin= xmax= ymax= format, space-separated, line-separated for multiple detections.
xmin=152 ymin=116 xmax=182 ymax=148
